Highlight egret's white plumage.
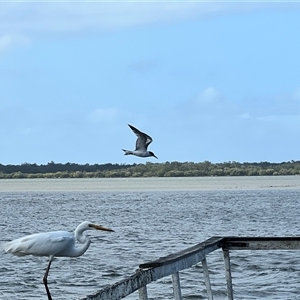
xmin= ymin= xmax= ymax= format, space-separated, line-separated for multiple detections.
xmin=122 ymin=124 xmax=158 ymax=159
xmin=2 ymin=221 xmax=114 ymax=300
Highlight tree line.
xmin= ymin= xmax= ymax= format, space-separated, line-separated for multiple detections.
xmin=0 ymin=160 xmax=300 ymax=178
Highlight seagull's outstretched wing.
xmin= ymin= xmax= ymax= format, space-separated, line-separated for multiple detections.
xmin=128 ymin=124 xmax=153 ymax=151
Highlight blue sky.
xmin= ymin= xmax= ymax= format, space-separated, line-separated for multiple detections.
xmin=1 ymin=1 xmax=300 ymax=165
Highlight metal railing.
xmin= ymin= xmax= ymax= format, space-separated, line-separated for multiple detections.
xmin=78 ymin=237 xmax=300 ymax=300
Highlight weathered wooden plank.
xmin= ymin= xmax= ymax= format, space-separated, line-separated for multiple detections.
xmin=139 ymin=237 xmax=223 ymax=268
xmin=201 ymin=257 xmax=213 ymax=300
xmin=220 ymin=237 xmax=300 ymax=250
xmin=138 ymin=285 xmax=148 ymax=300
xmin=77 ymin=269 xmax=153 ymax=300
xmin=172 ymin=272 xmax=182 ymax=300
xmin=222 ymin=249 xmax=234 ymax=300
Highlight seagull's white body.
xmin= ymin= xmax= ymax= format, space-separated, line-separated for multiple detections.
xmin=122 ymin=124 xmax=158 ymax=159
xmin=2 ymin=221 xmax=114 ymax=300
xmin=123 ymin=149 xmax=154 ymax=158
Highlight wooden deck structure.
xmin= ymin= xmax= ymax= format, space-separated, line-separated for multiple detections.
xmin=78 ymin=237 xmax=300 ymax=300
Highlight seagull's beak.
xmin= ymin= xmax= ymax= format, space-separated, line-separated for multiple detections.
xmin=90 ymin=224 xmax=114 ymax=232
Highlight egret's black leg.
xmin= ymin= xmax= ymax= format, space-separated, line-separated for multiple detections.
xmin=43 ymin=259 xmax=53 ymax=300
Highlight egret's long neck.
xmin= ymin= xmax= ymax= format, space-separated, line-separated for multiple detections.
xmin=71 ymin=227 xmax=91 ymax=257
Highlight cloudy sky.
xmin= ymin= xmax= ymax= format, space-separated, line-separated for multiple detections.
xmin=1 ymin=1 xmax=300 ymax=165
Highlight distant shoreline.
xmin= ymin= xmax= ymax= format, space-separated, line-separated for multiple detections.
xmin=0 ymin=176 xmax=300 ymax=192
xmin=0 ymin=160 xmax=300 ymax=179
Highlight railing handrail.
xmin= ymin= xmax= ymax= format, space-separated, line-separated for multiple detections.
xmin=139 ymin=236 xmax=222 ymax=268
xmin=78 ymin=236 xmax=300 ymax=300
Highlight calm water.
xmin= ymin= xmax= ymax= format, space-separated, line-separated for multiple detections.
xmin=0 ymin=176 xmax=300 ymax=300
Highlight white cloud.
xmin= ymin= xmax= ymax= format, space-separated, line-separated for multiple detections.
xmin=192 ymin=87 xmax=236 ymax=117
xmin=177 ymin=86 xmax=300 ymax=124
xmin=0 ymin=35 xmax=11 ymax=53
xmin=195 ymin=87 xmax=223 ymax=105
xmin=257 ymin=114 xmax=300 ymax=130
xmin=1 ymin=2 xmax=299 ymax=38
xmin=269 ymin=88 xmax=300 ymax=117
xmin=239 ymin=112 xmax=251 ymax=119
xmin=89 ymin=108 xmax=119 ymax=123
xmin=0 ymin=34 xmax=30 ymax=54
xmin=293 ymin=87 xmax=300 ymax=101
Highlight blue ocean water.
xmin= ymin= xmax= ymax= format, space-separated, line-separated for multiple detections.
xmin=0 ymin=177 xmax=300 ymax=299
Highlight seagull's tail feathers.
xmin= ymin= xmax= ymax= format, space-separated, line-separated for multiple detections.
xmin=122 ymin=149 xmax=133 ymax=155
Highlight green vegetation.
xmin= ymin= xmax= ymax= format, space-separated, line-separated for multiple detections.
xmin=0 ymin=160 xmax=300 ymax=178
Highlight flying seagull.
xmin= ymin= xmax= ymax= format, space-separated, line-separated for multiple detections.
xmin=122 ymin=124 xmax=158 ymax=159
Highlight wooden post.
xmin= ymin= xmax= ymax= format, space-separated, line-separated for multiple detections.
xmin=172 ymin=272 xmax=182 ymax=300
xmin=138 ymin=285 xmax=148 ymax=300
xmin=201 ymin=257 xmax=213 ymax=300
xmin=223 ymin=249 xmax=234 ymax=300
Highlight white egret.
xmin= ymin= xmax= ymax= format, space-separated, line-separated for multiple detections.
xmin=122 ymin=124 xmax=158 ymax=159
xmin=1 ymin=221 xmax=114 ymax=300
